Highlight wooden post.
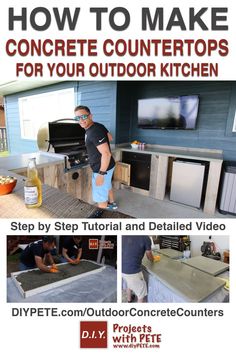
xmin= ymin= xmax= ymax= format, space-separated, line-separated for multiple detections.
xmin=149 ymin=155 xmax=159 ymax=198
xmin=152 ymin=155 xmax=169 ymax=200
xmin=203 ymin=160 xmax=223 ymax=214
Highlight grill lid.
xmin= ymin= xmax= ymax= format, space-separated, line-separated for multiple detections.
xmin=49 ymin=119 xmax=85 ymax=146
xmin=37 ymin=119 xmax=86 ymax=152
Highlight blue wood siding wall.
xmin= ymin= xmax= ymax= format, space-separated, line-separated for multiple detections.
xmin=116 ymin=81 xmax=236 ymax=161
xmin=5 ymin=80 xmax=236 ymax=161
xmin=76 ymin=81 xmax=117 ymax=138
xmin=5 ymin=81 xmax=117 ymax=154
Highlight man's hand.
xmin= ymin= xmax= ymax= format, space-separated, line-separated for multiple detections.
xmin=68 ymin=258 xmax=80 ymax=265
xmin=73 ymin=258 xmax=80 ymax=265
xmin=96 ymin=174 xmax=104 ymax=186
xmin=51 ymin=263 xmax=58 ymax=270
xmin=49 ymin=267 xmax=59 ymax=273
xmin=68 ymin=258 xmax=75 ymax=264
xmin=153 ymin=255 xmax=161 ymax=262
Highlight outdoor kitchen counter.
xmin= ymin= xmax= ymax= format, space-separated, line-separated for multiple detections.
xmin=112 ymin=144 xmax=223 ymax=215
xmin=113 ymin=144 xmax=223 ymax=161
xmin=0 ymin=168 xmax=130 ymax=218
xmin=142 ymin=254 xmax=226 ymax=302
xmin=0 ymin=152 xmax=65 ymax=173
xmin=0 ymin=152 xmax=94 ymax=204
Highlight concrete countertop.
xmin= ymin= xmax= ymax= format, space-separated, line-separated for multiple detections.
xmin=157 ymin=248 xmax=183 ymax=259
xmin=0 ymin=152 xmax=65 ymax=173
xmin=181 ymin=256 xmax=229 ymax=276
xmin=113 ymin=144 xmax=223 ymax=162
xmin=142 ymin=253 xmax=225 ymax=302
xmin=0 ymin=143 xmax=223 ymax=174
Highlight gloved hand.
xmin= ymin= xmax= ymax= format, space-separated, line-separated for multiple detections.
xmin=153 ymin=255 xmax=161 ymax=262
xmin=51 ymin=263 xmax=58 ymax=270
xmin=49 ymin=267 xmax=59 ymax=273
xmin=73 ymin=258 xmax=80 ymax=265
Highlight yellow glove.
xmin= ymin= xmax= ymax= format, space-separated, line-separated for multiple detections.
xmin=153 ymin=255 xmax=161 ymax=262
xmin=51 ymin=263 xmax=58 ymax=270
xmin=49 ymin=267 xmax=59 ymax=273
xmin=224 ymin=280 xmax=229 ymax=290
xmin=218 ymin=277 xmax=229 ymax=291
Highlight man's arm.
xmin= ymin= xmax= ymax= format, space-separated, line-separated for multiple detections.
xmin=97 ymin=142 xmax=111 ymax=171
xmin=74 ymin=247 xmax=82 ymax=264
xmin=62 ymin=247 xmax=74 ymax=263
xmin=107 ymin=132 xmax=113 ymax=142
xmin=77 ymin=247 xmax=82 ymax=260
xmin=47 ymin=252 xmax=54 ymax=265
xmin=146 ymin=250 xmax=154 ymax=262
xmin=35 ymin=256 xmax=52 ymax=272
xmin=95 ymin=142 xmax=112 ymax=186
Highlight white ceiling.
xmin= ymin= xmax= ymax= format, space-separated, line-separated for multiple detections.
xmin=0 ymin=80 xmax=60 ymax=96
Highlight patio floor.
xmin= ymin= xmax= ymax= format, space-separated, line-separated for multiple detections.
xmin=113 ymin=188 xmax=234 ymax=218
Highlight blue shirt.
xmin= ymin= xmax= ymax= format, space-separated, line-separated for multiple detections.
xmin=122 ymin=236 xmax=151 ymax=274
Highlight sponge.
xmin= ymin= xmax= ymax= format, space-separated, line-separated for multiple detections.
xmin=153 ymin=255 xmax=161 ymax=262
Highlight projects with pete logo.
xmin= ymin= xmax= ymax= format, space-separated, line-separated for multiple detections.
xmin=80 ymin=321 xmax=108 ymax=348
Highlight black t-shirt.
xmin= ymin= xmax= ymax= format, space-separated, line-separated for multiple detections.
xmin=62 ymin=237 xmax=82 ymax=258
xmin=85 ymin=122 xmax=115 ymax=173
xmin=20 ymin=240 xmax=50 ymax=267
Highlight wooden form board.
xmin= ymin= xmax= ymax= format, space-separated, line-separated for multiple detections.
xmin=11 ymin=260 xmax=105 ymax=298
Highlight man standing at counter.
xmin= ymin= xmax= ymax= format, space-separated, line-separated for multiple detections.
xmin=122 ymin=235 xmax=154 ymax=303
xmin=74 ymin=105 xmax=117 ymax=210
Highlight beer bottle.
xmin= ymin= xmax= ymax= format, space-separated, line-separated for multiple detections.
xmin=24 ymin=158 xmax=42 ymax=208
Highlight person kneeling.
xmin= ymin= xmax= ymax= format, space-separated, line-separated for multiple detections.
xmin=19 ymin=236 xmax=58 ymax=273
xmin=61 ymin=236 xmax=82 ymax=265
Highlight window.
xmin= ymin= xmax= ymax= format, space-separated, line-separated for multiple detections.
xmin=18 ymin=88 xmax=75 ymax=140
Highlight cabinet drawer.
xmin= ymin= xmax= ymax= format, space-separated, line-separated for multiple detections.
xmin=122 ymin=151 xmax=151 ymax=163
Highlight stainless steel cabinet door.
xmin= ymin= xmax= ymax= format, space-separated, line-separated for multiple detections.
xmin=170 ymin=161 xmax=205 ymax=208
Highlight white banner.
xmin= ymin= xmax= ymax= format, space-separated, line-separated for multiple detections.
xmin=0 ymin=0 xmax=236 ymax=80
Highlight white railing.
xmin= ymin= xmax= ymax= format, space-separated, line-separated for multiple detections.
xmin=0 ymin=127 xmax=8 ymax=152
